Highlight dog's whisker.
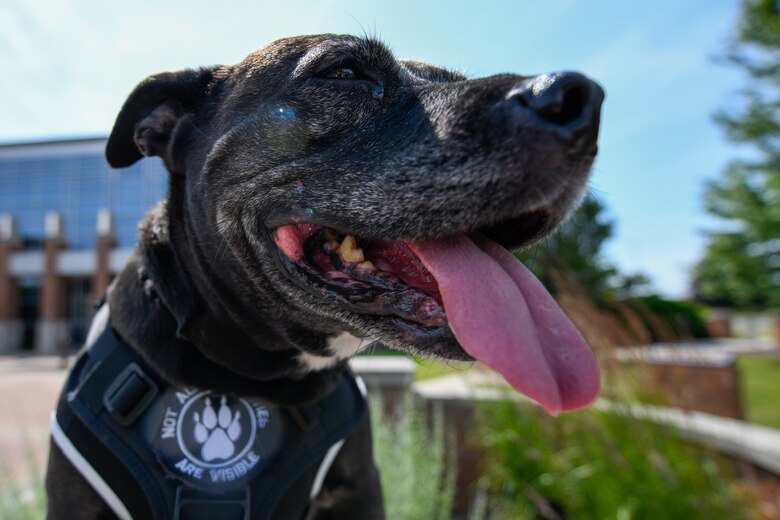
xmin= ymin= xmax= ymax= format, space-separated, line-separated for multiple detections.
xmin=531 ymin=243 xmax=541 ymax=270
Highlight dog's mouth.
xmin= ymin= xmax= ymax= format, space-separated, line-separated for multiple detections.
xmin=271 ymin=219 xmax=600 ymax=414
xmin=270 ymin=213 xmax=551 ymax=329
xmin=273 ymin=223 xmax=446 ymax=327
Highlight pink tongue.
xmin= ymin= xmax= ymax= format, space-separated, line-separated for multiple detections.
xmin=409 ymin=235 xmax=600 ymax=414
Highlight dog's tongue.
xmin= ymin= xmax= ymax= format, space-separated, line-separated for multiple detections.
xmin=409 ymin=235 xmax=600 ymax=415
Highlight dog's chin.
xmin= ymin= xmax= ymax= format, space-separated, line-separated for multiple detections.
xmin=263 ymin=209 xmax=550 ymax=360
xmin=379 ymin=317 xmax=469 ymax=360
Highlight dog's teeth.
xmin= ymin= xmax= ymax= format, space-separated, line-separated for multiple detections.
xmin=359 ymin=260 xmax=376 ymax=271
xmin=339 ymin=235 xmax=364 ymax=263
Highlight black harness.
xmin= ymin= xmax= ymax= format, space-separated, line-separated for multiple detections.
xmin=52 ymin=308 xmax=366 ymax=520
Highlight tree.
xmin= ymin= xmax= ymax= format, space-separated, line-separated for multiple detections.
xmin=694 ymin=0 xmax=780 ymax=309
xmin=518 ymin=195 xmax=651 ymax=300
xmin=519 ymin=196 xmax=710 ymax=346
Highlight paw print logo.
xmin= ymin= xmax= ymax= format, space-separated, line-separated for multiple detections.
xmin=158 ymin=389 xmax=278 ymax=487
xmin=192 ymin=396 xmax=242 ymax=462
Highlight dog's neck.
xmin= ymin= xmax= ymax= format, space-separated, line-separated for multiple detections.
xmin=106 ymin=202 xmax=344 ymax=406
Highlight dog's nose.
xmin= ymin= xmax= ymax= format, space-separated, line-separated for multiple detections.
xmin=509 ymin=72 xmax=604 ymax=145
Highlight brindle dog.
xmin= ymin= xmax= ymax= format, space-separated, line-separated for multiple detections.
xmin=47 ymin=34 xmax=604 ymax=519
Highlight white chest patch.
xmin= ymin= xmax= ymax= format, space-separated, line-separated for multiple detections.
xmin=298 ymin=333 xmax=367 ymax=372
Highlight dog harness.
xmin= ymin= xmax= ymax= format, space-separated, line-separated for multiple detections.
xmin=51 ymin=306 xmax=367 ymax=520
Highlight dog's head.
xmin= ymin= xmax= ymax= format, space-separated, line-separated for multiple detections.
xmin=107 ymin=35 xmax=603 ymax=413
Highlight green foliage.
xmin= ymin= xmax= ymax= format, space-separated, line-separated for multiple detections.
xmin=695 ymin=0 xmax=780 ymax=309
xmin=738 ymin=355 xmax=780 ymax=430
xmin=518 ymin=195 xmax=616 ymax=297
xmin=478 ymin=401 xmax=752 ymax=519
xmin=370 ymin=395 xmax=456 ymax=520
xmin=633 ymin=295 xmax=710 ymax=339
xmin=736 ymin=0 xmax=780 ymax=49
xmin=695 ymin=232 xmax=779 ymax=308
xmin=517 ymin=195 xmax=651 ymax=300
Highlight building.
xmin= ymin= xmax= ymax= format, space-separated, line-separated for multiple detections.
xmin=0 ymin=137 xmax=167 ymax=353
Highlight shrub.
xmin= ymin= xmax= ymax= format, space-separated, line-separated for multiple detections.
xmin=632 ymin=296 xmax=711 ymax=340
xmin=478 ymin=401 xmax=752 ymax=519
xmin=371 ymin=395 xmax=456 ymax=520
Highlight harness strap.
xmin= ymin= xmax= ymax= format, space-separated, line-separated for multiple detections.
xmin=50 ymin=412 xmax=134 ymax=520
xmin=53 ymin=306 xmax=367 ymax=520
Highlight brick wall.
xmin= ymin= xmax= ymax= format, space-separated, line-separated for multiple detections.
xmin=618 ymin=360 xmax=743 ymax=419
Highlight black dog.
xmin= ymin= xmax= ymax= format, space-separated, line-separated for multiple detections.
xmin=46 ymin=34 xmax=603 ymax=519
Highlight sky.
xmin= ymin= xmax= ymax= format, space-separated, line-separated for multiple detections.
xmin=0 ymin=0 xmax=747 ymax=298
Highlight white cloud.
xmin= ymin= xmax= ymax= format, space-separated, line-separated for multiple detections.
xmin=0 ymin=0 xmax=361 ymax=140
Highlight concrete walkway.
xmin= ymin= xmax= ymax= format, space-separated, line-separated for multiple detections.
xmin=0 ymin=355 xmax=70 ymax=486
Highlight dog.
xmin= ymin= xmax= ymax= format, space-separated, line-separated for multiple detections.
xmin=46 ymin=34 xmax=603 ymax=519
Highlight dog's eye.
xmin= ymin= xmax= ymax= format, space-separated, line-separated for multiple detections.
xmin=317 ymin=61 xmax=377 ymax=83
xmin=323 ymin=66 xmax=358 ymax=80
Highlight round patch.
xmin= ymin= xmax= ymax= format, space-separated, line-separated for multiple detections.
xmin=154 ymin=389 xmax=284 ymax=490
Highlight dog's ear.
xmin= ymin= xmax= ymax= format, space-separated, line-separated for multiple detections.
xmin=106 ymin=67 xmax=218 ymax=169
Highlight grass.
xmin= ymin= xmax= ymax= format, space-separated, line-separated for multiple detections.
xmin=0 ymin=447 xmax=47 ymax=519
xmin=738 ymin=355 xmax=780 ymax=430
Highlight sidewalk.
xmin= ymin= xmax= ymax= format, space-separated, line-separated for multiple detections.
xmin=0 ymin=355 xmax=70 ymax=485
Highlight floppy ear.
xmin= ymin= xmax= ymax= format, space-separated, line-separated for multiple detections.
xmin=105 ymin=67 xmax=218 ymax=169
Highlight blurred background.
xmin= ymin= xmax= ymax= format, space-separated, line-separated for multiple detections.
xmin=1 ymin=0 xmax=778 ymax=518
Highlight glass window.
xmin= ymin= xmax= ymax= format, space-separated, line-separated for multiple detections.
xmin=0 ymin=142 xmax=166 ymax=249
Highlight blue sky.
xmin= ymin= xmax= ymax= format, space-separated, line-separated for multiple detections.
xmin=0 ymin=0 xmax=746 ymax=298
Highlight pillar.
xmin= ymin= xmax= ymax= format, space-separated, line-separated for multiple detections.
xmin=92 ymin=209 xmax=115 ymax=304
xmin=37 ymin=211 xmax=68 ymax=354
xmin=0 ymin=214 xmax=22 ymax=352
xmin=707 ymin=308 xmax=732 ymax=338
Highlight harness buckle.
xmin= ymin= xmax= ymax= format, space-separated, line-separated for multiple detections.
xmin=173 ymin=485 xmax=251 ymax=520
xmin=103 ymin=363 xmax=158 ymax=425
